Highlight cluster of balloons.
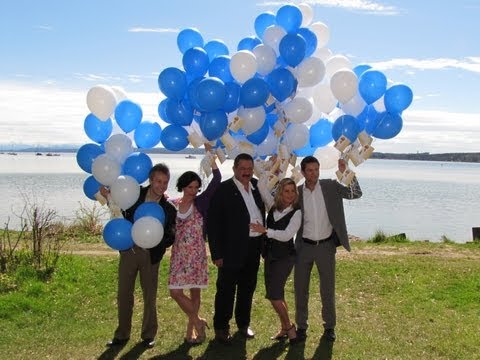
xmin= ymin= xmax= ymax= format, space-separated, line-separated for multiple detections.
xmin=78 ymin=85 xmax=169 ymax=250
xmin=78 ymin=2 xmax=414 ymax=248
xmin=156 ymin=3 xmax=413 ymax=160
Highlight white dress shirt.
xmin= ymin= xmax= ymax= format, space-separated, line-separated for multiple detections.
xmin=233 ymin=177 xmax=263 ymax=237
xmin=302 ymin=182 xmax=333 ymax=240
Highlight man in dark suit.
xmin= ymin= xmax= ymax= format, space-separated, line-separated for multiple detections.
xmin=294 ymin=156 xmax=362 ymax=342
xmin=207 ymin=153 xmax=266 ymax=343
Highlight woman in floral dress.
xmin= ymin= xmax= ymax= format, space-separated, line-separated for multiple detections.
xmin=168 ymin=146 xmax=221 ymax=344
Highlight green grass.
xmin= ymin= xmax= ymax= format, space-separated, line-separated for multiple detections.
xmin=0 ymin=241 xmax=479 ymax=359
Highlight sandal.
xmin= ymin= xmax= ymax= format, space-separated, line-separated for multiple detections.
xmin=195 ymin=318 xmax=209 ymax=343
xmin=286 ymin=323 xmax=300 ymax=345
xmin=270 ymin=328 xmax=288 ymax=340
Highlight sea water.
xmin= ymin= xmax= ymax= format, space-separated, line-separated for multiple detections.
xmin=1 ymin=152 xmax=479 ymax=242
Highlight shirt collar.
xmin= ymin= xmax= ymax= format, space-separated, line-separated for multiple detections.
xmin=233 ymin=176 xmax=254 ymax=192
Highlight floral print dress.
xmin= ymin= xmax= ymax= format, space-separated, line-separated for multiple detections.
xmin=168 ymin=201 xmax=208 ymax=289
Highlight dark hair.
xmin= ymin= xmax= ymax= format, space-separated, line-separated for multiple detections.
xmin=149 ymin=163 xmax=170 ymax=180
xmin=176 ymin=171 xmax=202 ymax=192
xmin=234 ymin=153 xmax=254 ymax=168
xmin=300 ymin=156 xmax=319 ymax=172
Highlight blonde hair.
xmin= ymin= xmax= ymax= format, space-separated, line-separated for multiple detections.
xmin=272 ymin=178 xmax=299 ymax=211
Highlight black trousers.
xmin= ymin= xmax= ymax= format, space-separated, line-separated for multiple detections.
xmin=213 ymin=243 xmax=260 ymax=330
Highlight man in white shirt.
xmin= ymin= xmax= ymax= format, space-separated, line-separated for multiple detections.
xmin=294 ymin=155 xmax=362 ymax=342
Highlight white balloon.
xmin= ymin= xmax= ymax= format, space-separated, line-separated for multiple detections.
xmin=314 ymin=146 xmax=340 ymax=170
xmin=256 ymin=128 xmax=278 ymax=156
xmin=284 ymin=97 xmax=313 ymax=124
xmin=92 ymin=154 xmax=121 ymax=186
xmin=305 ymin=99 xmax=322 ymax=126
xmin=284 ymin=123 xmax=309 ymax=150
xmin=330 ymin=69 xmax=358 ymax=104
xmin=296 ymin=57 xmax=326 ymax=88
xmin=262 ymin=25 xmax=287 ymax=55
xmin=325 ymin=55 xmax=352 ymax=79
xmin=312 ymin=83 xmax=337 ymax=114
xmin=86 ymin=85 xmax=117 ymax=121
xmin=252 ymin=44 xmax=277 ymax=76
xmin=314 ymin=47 xmax=333 ymax=62
xmin=299 ymin=3 xmax=314 ymax=26
xmin=310 ymin=22 xmax=330 ymax=49
xmin=230 ymin=50 xmax=257 ymax=84
xmin=111 ymin=86 xmax=128 ymax=102
xmin=110 ymin=175 xmax=140 ymax=210
xmin=132 ymin=216 xmax=164 ymax=249
xmin=238 ymin=106 xmax=266 ymax=135
xmin=105 ymin=133 xmax=133 ymax=164
xmin=341 ymin=93 xmax=367 ymax=116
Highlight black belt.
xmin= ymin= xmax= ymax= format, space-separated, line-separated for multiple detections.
xmin=303 ymin=233 xmax=333 ymax=246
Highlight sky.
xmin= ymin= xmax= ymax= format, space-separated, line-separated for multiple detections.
xmin=0 ymin=0 xmax=479 ymax=153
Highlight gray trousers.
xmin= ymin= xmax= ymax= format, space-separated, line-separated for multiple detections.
xmin=114 ymin=247 xmax=160 ymax=341
xmin=294 ymin=239 xmax=337 ymax=330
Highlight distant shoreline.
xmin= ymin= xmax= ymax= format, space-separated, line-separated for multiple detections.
xmin=2 ymin=148 xmax=480 ymax=163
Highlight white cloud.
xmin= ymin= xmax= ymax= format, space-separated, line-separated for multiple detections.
xmin=34 ymin=25 xmax=53 ymax=31
xmin=369 ymin=57 xmax=480 ymax=74
xmin=128 ymin=27 xmax=179 ymax=33
xmin=258 ymin=0 xmax=400 ymax=15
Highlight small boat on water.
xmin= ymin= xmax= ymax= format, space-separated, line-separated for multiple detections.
xmin=185 ymin=154 xmax=196 ymax=159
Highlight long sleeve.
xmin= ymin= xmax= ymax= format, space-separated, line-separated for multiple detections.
xmin=337 ymin=176 xmax=362 ymax=200
xmin=266 ymin=209 xmax=301 ymax=242
xmin=258 ymin=175 xmax=274 ymax=211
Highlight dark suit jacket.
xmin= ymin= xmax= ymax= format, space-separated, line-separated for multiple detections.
xmin=296 ymin=177 xmax=362 ymax=252
xmin=207 ymin=177 xmax=265 ymax=268
xmin=122 ymin=186 xmax=177 ymax=264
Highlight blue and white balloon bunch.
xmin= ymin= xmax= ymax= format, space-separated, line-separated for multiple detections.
xmin=155 ymin=3 xmax=412 ymax=165
xmin=77 ymin=85 xmax=166 ymax=251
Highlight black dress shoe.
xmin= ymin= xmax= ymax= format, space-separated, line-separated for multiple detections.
xmin=239 ymin=326 xmax=255 ymax=339
xmin=106 ymin=337 xmax=129 ymax=347
xmin=296 ymin=328 xmax=307 ymax=342
xmin=323 ymin=328 xmax=336 ymax=342
xmin=214 ymin=329 xmax=232 ymax=344
xmin=142 ymin=338 xmax=155 ymax=348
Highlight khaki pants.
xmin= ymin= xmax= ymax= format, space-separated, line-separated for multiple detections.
xmin=113 ymin=246 xmax=160 ymax=341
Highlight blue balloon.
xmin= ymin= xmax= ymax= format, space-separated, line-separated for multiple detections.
xmin=237 ymin=36 xmax=262 ymax=51
xmin=103 ymin=218 xmax=134 ymax=251
xmin=84 ymin=114 xmax=112 ymax=143
xmin=186 ymin=76 xmax=205 ymax=111
xmin=134 ymin=121 xmax=162 ymax=149
xmin=208 ymin=56 xmax=233 ymax=83
xmin=200 ymin=110 xmax=228 ymax=141
xmin=115 ymin=100 xmax=143 ymax=133
xmin=373 ymin=112 xmax=403 ymax=139
xmin=353 ymin=64 xmax=372 ymax=78
xmin=359 ymin=70 xmax=387 ymax=105
xmin=76 ymin=143 xmax=104 ymax=173
xmin=158 ymin=67 xmax=187 ymax=101
xmin=123 ymin=152 xmax=153 ymax=184
xmin=240 ymin=78 xmax=269 ymax=108
xmin=204 ymin=39 xmax=229 ymax=61
xmin=357 ymin=105 xmax=379 ymax=134
xmin=160 ymin=125 xmax=189 ymax=151
xmin=294 ymin=142 xmax=316 ymax=157
xmin=246 ymin=118 xmax=269 ymax=145
xmin=182 ymin=47 xmax=209 ymax=77
xmin=276 ymin=4 xmax=302 ymax=33
xmin=196 ymin=77 xmax=226 ymax=112
xmin=279 ymin=33 xmax=306 ymax=67
xmin=266 ymin=68 xmax=296 ymax=102
xmin=384 ymin=84 xmax=413 ymax=114
xmin=134 ymin=202 xmax=165 ymax=224
xmin=157 ymin=98 xmax=172 ymax=124
xmin=177 ymin=28 xmax=204 ymax=54
xmin=310 ymin=119 xmax=333 ymax=147
xmin=332 ymin=115 xmax=360 ymax=143
xmin=254 ymin=12 xmax=276 ymax=38
xmin=223 ymin=81 xmax=241 ymax=113
xmin=266 ymin=113 xmax=278 ymax=129
xmin=83 ymin=175 xmax=102 ymax=200
xmin=165 ymin=99 xmax=193 ymax=126
xmin=297 ymin=28 xmax=317 ymax=57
